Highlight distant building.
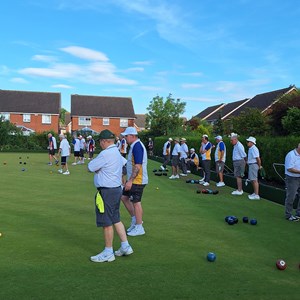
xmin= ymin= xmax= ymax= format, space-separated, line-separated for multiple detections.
xmin=194 ymin=86 xmax=297 ymax=124
xmin=71 ymin=95 xmax=136 ymax=136
xmin=134 ymin=114 xmax=147 ymax=132
xmin=0 ymin=89 xmax=60 ymax=133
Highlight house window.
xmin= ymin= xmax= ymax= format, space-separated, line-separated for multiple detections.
xmin=78 ymin=117 xmax=91 ymax=126
xmin=1 ymin=113 xmax=10 ymax=121
xmin=42 ymin=114 xmax=51 ymax=124
xmin=23 ymin=114 xmax=31 ymax=123
xmin=103 ymin=118 xmax=110 ymax=126
xmin=120 ymin=118 xmax=128 ymax=127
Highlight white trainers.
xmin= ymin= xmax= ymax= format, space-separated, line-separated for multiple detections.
xmin=180 ymin=173 xmax=187 ymax=177
xmin=127 ymin=225 xmax=145 ymax=236
xmin=202 ymin=182 xmax=210 ymax=187
xmin=127 ymin=222 xmax=136 ymax=233
xmin=72 ymin=162 xmax=77 ymax=165
xmin=248 ymin=194 xmax=260 ymax=200
xmin=187 ymin=170 xmax=191 ymax=174
xmin=58 ymin=169 xmax=63 ymax=174
xmin=160 ymin=165 xmax=165 ymax=171
xmin=115 ymin=245 xmax=134 ymax=256
xmin=231 ymin=190 xmax=243 ymax=195
xmin=63 ymin=170 xmax=70 ymax=175
xmin=216 ymin=182 xmax=225 ymax=187
xmin=174 ymin=174 xmax=180 ymax=179
xmin=169 ymin=175 xmax=175 ymax=179
xmin=90 ymin=251 xmax=115 ymax=263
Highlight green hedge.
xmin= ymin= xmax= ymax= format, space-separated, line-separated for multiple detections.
xmin=152 ymin=135 xmax=299 ymax=183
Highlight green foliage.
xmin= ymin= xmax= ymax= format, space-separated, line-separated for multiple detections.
xmin=146 ymin=94 xmax=186 ymax=136
xmin=267 ymin=89 xmax=300 ymax=135
xmin=281 ymin=107 xmax=300 ymax=135
xmin=213 ymin=113 xmax=225 ymax=136
xmin=59 ymin=108 xmax=68 ymax=124
xmin=230 ymin=108 xmax=271 ymax=136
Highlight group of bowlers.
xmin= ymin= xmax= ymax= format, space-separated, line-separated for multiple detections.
xmin=161 ymin=133 xmax=262 ymax=200
xmin=48 ymin=133 xmax=96 ymax=175
xmin=49 ymin=129 xmax=300 ymax=264
xmin=161 ymin=133 xmax=300 ymax=221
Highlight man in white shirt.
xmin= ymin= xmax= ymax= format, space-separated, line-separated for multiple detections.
xmin=88 ymin=129 xmax=133 ymax=262
xmin=230 ymin=133 xmax=247 ymax=195
xmin=284 ymin=143 xmax=300 ymax=221
xmin=246 ymin=136 xmax=261 ymax=200
xmin=57 ymin=134 xmax=71 ymax=175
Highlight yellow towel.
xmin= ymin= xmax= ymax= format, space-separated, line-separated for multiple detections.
xmin=96 ymin=192 xmax=104 ymax=213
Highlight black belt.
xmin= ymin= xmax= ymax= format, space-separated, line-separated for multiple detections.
xmin=97 ymin=186 xmax=121 ymax=191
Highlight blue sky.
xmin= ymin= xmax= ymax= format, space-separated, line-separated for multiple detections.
xmin=1 ymin=0 xmax=299 ymax=119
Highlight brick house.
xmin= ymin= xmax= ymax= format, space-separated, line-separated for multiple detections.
xmin=0 ymin=89 xmax=61 ymax=133
xmin=71 ymin=95 xmax=136 ymax=136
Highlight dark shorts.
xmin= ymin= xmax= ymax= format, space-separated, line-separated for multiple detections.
xmin=171 ymin=155 xmax=180 ymax=167
xmin=79 ymin=149 xmax=84 ymax=157
xmin=95 ymin=186 xmax=122 ymax=227
xmin=61 ymin=156 xmax=67 ymax=165
xmin=74 ymin=151 xmax=80 ymax=157
xmin=49 ymin=149 xmax=56 ymax=155
xmin=122 ymin=184 xmax=146 ymax=203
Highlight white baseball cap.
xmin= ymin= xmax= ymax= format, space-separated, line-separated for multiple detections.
xmin=215 ymin=135 xmax=223 ymax=140
xmin=229 ymin=132 xmax=238 ymax=138
xmin=168 ymin=137 xmax=173 ymax=141
xmin=190 ymin=148 xmax=195 ymax=152
xmin=202 ymin=134 xmax=208 ymax=138
xmin=121 ymin=127 xmax=138 ymax=136
xmin=246 ymin=136 xmax=256 ymax=144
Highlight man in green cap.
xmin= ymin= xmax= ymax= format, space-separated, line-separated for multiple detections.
xmin=88 ymin=129 xmax=133 ymax=263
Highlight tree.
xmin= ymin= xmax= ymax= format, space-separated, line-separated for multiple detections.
xmin=266 ymin=90 xmax=300 ymax=135
xmin=59 ymin=108 xmax=68 ymax=124
xmin=281 ymin=107 xmax=300 ymax=135
xmin=146 ymin=94 xmax=186 ymax=136
xmin=213 ymin=112 xmax=224 ymax=136
xmin=230 ymin=108 xmax=271 ymax=136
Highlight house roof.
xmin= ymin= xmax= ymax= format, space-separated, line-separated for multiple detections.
xmin=71 ymin=95 xmax=135 ymax=118
xmin=194 ymin=103 xmax=224 ymax=120
xmin=229 ymin=86 xmax=296 ymax=117
xmin=201 ymin=99 xmax=249 ymax=122
xmin=0 ymin=89 xmax=60 ymax=114
xmin=134 ymin=114 xmax=146 ymax=128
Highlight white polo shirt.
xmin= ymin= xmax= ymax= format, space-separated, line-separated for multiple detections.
xmin=232 ymin=141 xmax=247 ymax=161
xmin=172 ymin=143 xmax=181 ymax=156
xmin=88 ymin=144 xmax=123 ymax=188
xmin=59 ymin=138 xmax=70 ymax=157
xmin=180 ymin=143 xmax=188 ymax=159
xmin=285 ymin=149 xmax=300 ymax=177
xmin=247 ymin=145 xmax=260 ymax=164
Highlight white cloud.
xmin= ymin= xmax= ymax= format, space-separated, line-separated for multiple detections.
xmin=52 ymin=84 xmax=73 ymax=89
xmin=18 ymin=48 xmax=137 ymax=86
xmin=181 ymin=83 xmax=203 ymax=89
xmin=32 ymin=55 xmax=57 ymax=62
xmin=10 ymin=77 xmax=28 ymax=84
xmin=60 ymin=46 xmax=109 ymax=61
